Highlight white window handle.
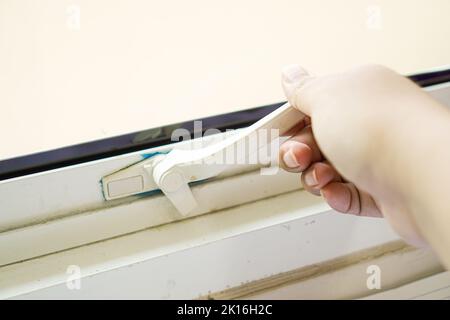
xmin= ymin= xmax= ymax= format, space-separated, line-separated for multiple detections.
xmin=102 ymin=103 xmax=305 ymax=215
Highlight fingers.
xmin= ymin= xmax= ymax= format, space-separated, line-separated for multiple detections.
xmin=279 ymin=125 xmax=322 ymax=173
xmin=280 ymin=65 xmax=383 ymax=218
xmin=280 ymin=134 xmax=383 ymax=218
xmin=301 ymin=162 xmax=342 ymax=196
xmin=281 ymin=64 xmax=315 ymax=115
xmin=320 ymin=182 xmax=383 ymax=217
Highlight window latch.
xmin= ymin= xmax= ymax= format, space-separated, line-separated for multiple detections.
xmin=101 ymin=103 xmax=305 ymax=215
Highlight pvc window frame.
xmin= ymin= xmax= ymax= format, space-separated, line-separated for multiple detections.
xmin=1 ymin=67 xmax=450 ymax=268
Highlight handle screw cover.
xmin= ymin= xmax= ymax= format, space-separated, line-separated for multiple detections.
xmin=158 ymin=169 xmax=185 ymax=193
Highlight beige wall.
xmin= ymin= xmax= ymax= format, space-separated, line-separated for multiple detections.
xmin=1 ymin=0 xmax=449 ymax=159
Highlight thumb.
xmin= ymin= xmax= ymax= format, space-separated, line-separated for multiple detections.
xmin=281 ymin=65 xmax=314 ymax=115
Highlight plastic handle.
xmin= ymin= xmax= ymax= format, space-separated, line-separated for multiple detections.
xmin=151 ymin=103 xmax=305 ymax=215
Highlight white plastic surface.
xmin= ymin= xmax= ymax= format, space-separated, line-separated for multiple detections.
xmin=103 ymin=103 xmax=305 ymax=214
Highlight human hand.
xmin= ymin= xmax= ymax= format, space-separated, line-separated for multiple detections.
xmin=279 ymin=64 xmax=434 ymax=246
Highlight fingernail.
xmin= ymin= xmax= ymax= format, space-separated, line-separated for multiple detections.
xmin=282 ymin=64 xmax=308 ymax=84
xmin=281 ymin=65 xmax=309 ymax=106
xmin=283 ymin=149 xmax=299 ymax=168
xmin=304 ymin=169 xmax=318 ymax=187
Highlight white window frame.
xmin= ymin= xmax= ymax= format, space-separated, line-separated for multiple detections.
xmin=0 ymin=70 xmax=449 ymax=299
